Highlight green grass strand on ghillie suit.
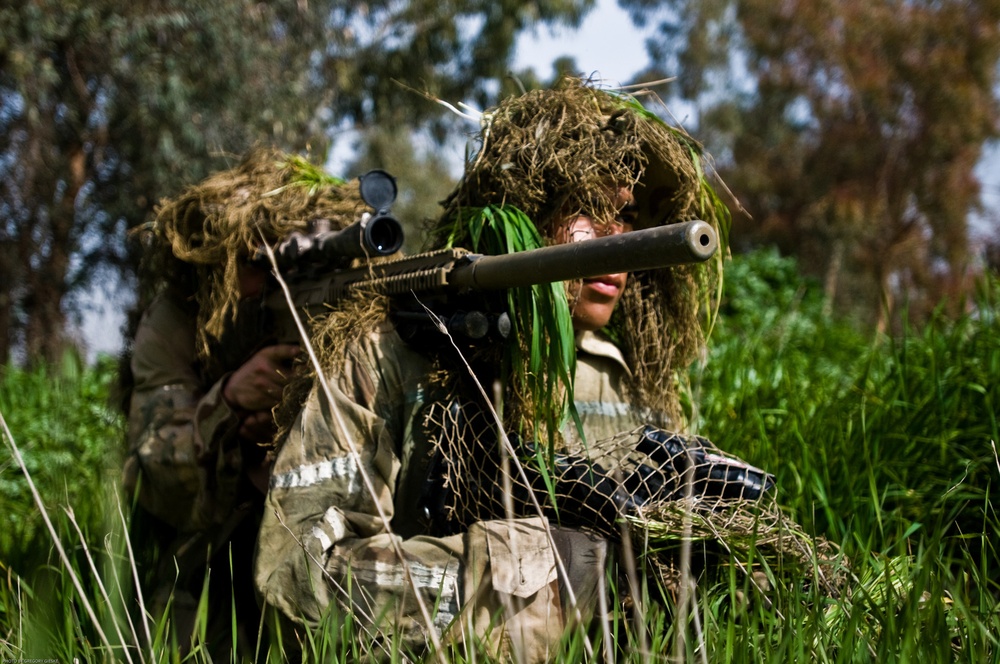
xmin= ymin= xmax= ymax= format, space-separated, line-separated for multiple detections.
xmin=434 ymin=79 xmax=731 ymax=441
xmin=139 ymin=148 xmax=366 ymax=360
xmin=446 ymin=204 xmax=579 ymax=447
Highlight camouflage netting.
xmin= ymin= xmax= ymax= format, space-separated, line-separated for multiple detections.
xmin=419 ymin=398 xmax=847 ymax=597
xmin=139 ymin=147 xmax=368 ymax=358
xmin=633 ymin=494 xmax=849 ymax=598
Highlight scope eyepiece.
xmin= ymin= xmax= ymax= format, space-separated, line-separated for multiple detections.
xmin=360 ymin=213 xmax=404 ymax=255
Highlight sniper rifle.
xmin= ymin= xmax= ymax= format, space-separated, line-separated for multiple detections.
xmin=243 ymin=170 xmax=719 ymax=355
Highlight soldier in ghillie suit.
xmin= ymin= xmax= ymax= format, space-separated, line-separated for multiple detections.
xmin=253 ymin=79 xmax=804 ymax=662
xmin=121 ymin=148 xmax=369 ymax=658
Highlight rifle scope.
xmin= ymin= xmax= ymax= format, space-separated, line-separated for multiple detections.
xmin=265 ymin=169 xmax=405 ymax=269
xmin=265 ymin=215 xmax=404 ymax=270
xmin=312 ymin=214 xmax=404 ymax=260
xmin=308 ymin=169 xmax=403 ymax=260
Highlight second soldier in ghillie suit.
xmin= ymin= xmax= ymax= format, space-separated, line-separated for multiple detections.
xmin=120 ymin=148 xmax=370 ymax=659
xmin=254 ymin=79 xmax=843 ymax=661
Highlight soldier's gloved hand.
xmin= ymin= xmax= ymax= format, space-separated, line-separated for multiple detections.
xmin=516 ymin=439 xmax=650 ymax=537
xmin=635 ymin=426 xmax=775 ymax=501
xmin=224 ymin=343 xmax=301 ymax=413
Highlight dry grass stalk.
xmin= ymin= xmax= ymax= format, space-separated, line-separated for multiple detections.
xmin=63 ymin=505 xmax=139 ymax=664
xmin=115 ymin=497 xmax=154 ymax=653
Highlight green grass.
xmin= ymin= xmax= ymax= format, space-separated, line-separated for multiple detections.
xmin=1 ymin=249 xmax=998 ymax=662
xmin=684 ymin=250 xmax=1000 ymax=662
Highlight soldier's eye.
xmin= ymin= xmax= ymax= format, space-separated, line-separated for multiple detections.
xmin=616 ymin=203 xmax=639 ymax=228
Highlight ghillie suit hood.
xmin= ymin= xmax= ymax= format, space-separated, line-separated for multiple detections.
xmin=135 ymin=147 xmax=367 ymax=361
xmin=117 ymin=148 xmax=367 ymax=416
xmin=432 ymin=79 xmax=730 ymax=441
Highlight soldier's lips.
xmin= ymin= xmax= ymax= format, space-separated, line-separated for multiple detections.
xmin=582 ymin=275 xmax=625 ymax=297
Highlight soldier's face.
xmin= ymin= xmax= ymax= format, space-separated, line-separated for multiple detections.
xmin=557 ymin=187 xmax=637 ymax=332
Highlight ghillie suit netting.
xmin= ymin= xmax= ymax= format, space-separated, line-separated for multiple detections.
xmin=413 ymin=79 xmax=847 ymax=595
xmin=135 ymin=147 xmax=367 ymax=361
xmin=420 ymin=401 xmax=847 ymax=596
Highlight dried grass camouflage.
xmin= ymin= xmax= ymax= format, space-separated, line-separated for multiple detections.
xmin=143 ymin=147 xmax=367 ymax=358
xmin=435 ymin=78 xmax=729 ymax=434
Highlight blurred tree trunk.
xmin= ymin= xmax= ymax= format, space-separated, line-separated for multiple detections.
xmin=0 ymin=256 xmax=14 ymax=363
xmin=822 ymin=239 xmax=843 ymax=318
xmin=22 ymin=144 xmax=85 ymax=365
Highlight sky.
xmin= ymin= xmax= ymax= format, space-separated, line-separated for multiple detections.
xmin=512 ymin=0 xmax=647 ymax=86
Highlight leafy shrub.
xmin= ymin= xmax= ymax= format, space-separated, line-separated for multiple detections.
xmin=0 ymin=354 xmax=125 ymax=571
xmin=694 ymin=247 xmax=870 ymax=489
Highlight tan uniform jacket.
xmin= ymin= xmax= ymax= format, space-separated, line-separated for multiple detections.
xmin=123 ymin=294 xmax=248 ymax=531
xmin=254 ymin=326 xmax=641 ymax=661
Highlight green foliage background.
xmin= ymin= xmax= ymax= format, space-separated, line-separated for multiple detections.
xmin=698 ymin=250 xmax=998 ymax=560
xmin=1 ymin=250 xmax=998 ymax=661
xmin=0 ymin=356 xmax=124 ymax=566
xmin=624 ymin=0 xmax=1000 ymax=327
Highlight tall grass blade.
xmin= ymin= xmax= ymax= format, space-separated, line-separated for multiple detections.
xmin=0 ymin=407 xmax=113 ymax=655
xmin=115 ymin=497 xmax=154 ymax=657
xmin=63 ymin=505 xmax=137 ymax=664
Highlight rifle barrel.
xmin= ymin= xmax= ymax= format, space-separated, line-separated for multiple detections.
xmin=448 ymin=220 xmax=717 ymax=291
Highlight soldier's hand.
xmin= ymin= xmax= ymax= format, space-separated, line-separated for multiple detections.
xmin=510 ymin=439 xmax=645 ymax=537
xmin=223 ymin=343 xmax=301 ymax=413
xmin=545 ymin=452 xmax=647 ymax=535
xmin=635 ymin=426 xmax=775 ymax=501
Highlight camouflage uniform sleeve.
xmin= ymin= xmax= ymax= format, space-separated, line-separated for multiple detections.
xmin=123 ymin=295 xmax=244 ymax=532
xmin=254 ymin=326 xmax=593 ymax=661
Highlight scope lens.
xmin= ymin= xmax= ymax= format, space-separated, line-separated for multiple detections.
xmin=366 ymin=216 xmax=403 ymax=254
